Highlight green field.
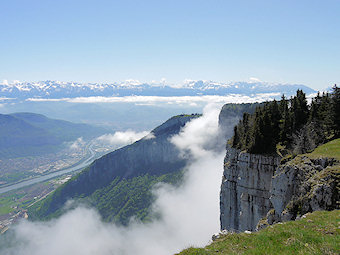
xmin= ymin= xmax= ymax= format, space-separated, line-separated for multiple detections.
xmin=0 ymin=193 xmax=26 ymax=215
xmin=177 ymin=210 xmax=339 ymax=255
xmin=306 ymin=138 xmax=340 ymax=161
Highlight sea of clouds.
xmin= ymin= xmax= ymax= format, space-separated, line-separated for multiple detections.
xmin=0 ymin=104 xmax=229 ymax=255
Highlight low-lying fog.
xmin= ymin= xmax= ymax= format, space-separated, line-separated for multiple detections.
xmin=0 ymin=104 xmax=230 ymax=255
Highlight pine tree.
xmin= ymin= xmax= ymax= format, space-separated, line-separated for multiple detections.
xmin=291 ymin=90 xmax=309 ymax=130
xmin=232 ymin=126 xmax=240 ymax=148
xmin=269 ymin=99 xmax=281 ymax=144
xmin=249 ymin=107 xmax=265 ymax=153
xmin=279 ymin=95 xmax=292 ymax=144
xmin=309 ymin=92 xmax=321 ymax=122
xmin=331 ymin=84 xmax=340 ymax=137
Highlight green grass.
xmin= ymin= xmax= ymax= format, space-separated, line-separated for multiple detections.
xmin=0 ymin=195 xmax=20 ymax=215
xmin=28 ymin=171 xmax=184 ymax=224
xmin=0 ymin=171 xmax=35 ymax=185
xmin=306 ymin=138 xmax=340 ymax=161
xmin=0 ymin=191 xmax=36 ymax=216
xmin=177 ymin=210 xmax=340 ymax=255
xmin=0 ymin=205 xmax=14 ymax=215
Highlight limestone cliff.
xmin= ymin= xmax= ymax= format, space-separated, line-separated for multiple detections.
xmin=270 ymin=155 xmax=339 ymax=222
xmin=220 ymin=147 xmax=280 ymax=231
xmin=220 ymin=145 xmax=339 ymax=232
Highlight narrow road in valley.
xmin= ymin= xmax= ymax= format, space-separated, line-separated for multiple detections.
xmin=0 ymin=142 xmax=97 ymax=194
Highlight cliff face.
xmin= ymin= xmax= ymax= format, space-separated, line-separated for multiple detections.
xmin=220 ymin=147 xmax=280 ymax=231
xmin=270 ymin=156 xmax=339 ymax=222
xmin=220 ymin=146 xmax=339 ymax=232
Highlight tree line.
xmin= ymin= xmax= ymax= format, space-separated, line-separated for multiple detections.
xmin=231 ymin=85 xmax=340 ymax=155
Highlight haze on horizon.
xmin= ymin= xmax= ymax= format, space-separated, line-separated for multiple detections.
xmin=1 ymin=0 xmax=339 ymax=91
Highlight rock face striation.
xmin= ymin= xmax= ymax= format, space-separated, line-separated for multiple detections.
xmin=270 ymin=156 xmax=339 ymax=222
xmin=220 ymin=147 xmax=339 ymax=232
xmin=220 ymin=147 xmax=280 ymax=231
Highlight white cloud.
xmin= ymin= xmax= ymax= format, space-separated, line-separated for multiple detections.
xmin=249 ymin=77 xmax=262 ymax=83
xmin=96 ymin=130 xmax=149 ymax=149
xmin=170 ymin=104 xmax=224 ymax=159
xmin=143 ymin=132 xmax=156 ymax=140
xmin=69 ymin=137 xmax=85 ymax=150
xmin=0 ymin=97 xmax=15 ymax=101
xmin=26 ymin=94 xmax=278 ymax=105
xmin=1 ymin=105 xmax=234 ymax=255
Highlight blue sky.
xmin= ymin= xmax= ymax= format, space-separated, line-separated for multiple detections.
xmin=0 ymin=0 xmax=339 ymax=90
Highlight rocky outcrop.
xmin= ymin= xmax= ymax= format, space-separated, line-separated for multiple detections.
xmin=270 ymin=156 xmax=339 ymax=222
xmin=220 ymin=147 xmax=280 ymax=231
xmin=220 ymin=147 xmax=339 ymax=232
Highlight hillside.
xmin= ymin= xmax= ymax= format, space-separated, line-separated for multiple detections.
xmin=177 ymin=210 xmax=339 ymax=255
xmin=29 ymin=101 xmax=262 ymax=225
xmin=0 ymin=112 xmax=106 ymax=158
xmin=28 ymin=114 xmax=199 ymax=224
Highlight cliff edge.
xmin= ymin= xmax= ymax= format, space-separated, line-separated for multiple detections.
xmin=220 ymin=139 xmax=340 ymax=232
xmin=220 ymin=147 xmax=280 ymax=231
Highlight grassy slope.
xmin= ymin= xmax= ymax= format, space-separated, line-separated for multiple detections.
xmin=86 ymin=171 xmax=183 ymax=225
xmin=306 ymin=138 xmax=340 ymax=161
xmin=178 ymin=140 xmax=340 ymax=255
xmin=28 ymin=171 xmax=183 ymax=225
xmin=177 ymin=210 xmax=339 ymax=255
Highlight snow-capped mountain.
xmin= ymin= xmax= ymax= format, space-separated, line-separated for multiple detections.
xmin=0 ymin=80 xmax=316 ymax=100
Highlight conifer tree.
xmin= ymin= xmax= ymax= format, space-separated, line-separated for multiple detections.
xmin=232 ymin=126 xmax=240 ymax=148
xmin=230 ymin=87 xmax=339 ymax=154
xmin=279 ymin=95 xmax=292 ymax=143
xmin=331 ymin=84 xmax=340 ymax=137
xmin=291 ymin=90 xmax=308 ymax=130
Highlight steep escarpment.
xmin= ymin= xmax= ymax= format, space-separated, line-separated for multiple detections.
xmin=220 ymin=139 xmax=340 ymax=232
xmin=218 ymin=103 xmax=281 ymax=232
xmin=29 ymin=114 xmax=198 ymax=222
xmin=221 ymin=88 xmax=340 ymax=232
xmin=220 ymin=147 xmax=280 ymax=231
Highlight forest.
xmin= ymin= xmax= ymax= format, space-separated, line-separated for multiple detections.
xmin=231 ymin=85 xmax=340 ymax=155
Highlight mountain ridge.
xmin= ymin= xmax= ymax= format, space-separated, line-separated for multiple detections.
xmin=0 ymin=112 xmax=106 ymax=158
xmin=28 ymin=114 xmax=200 ymax=223
xmin=0 ymin=80 xmax=316 ymax=100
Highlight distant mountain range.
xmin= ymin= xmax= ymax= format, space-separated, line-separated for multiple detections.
xmin=0 ymin=80 xmax=316 ymax=100
xmin=0 ymin=112 xmax=106 ymax=158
